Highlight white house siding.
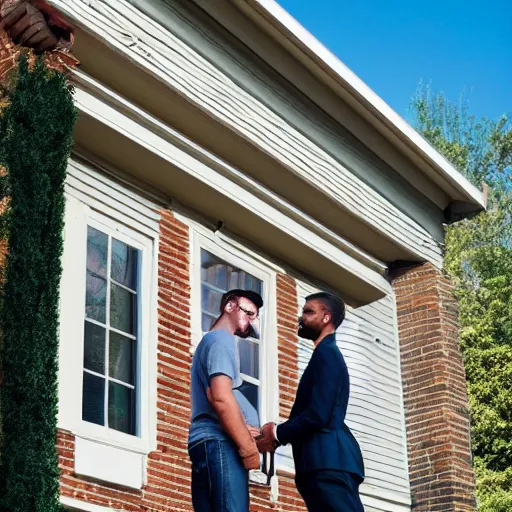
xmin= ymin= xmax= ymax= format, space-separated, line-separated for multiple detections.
xmin=61 ymin=159 xmax=412 ymax=511
xmin=65 ymin=157 xmax=162 ymax=238
xmin=50 ymin=0 xmax=444 ymax=268
xmin=42 ymin=1 xmax=448 ymax=510
xmin=133 ymin=0 xmax=446 ymax=255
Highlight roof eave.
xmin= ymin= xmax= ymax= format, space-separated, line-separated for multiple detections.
xmin=232 ymin=0 xmax=487 ymax=213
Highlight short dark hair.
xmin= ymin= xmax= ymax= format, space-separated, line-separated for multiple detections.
xmin=219 ymin=289 xmax=263 ymax=313
xmin=306 ymin=292 xmax=345 ymax=329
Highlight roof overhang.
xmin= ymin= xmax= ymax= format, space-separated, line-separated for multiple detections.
xmin=71 ymin=71 xmax=392 ymax=306
xmin=48 ymin=0 xmax=449 ymax=265
xmin=46 ymin=0 xmax=479 ymax=300
xmin=196 ymin=0 xmax=486 ymax=213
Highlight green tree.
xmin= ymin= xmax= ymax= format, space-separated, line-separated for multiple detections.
xmin=411 ymin=83 xmax=511 ymax=203
xmin=410 ymin=83 xmax=512 ymax=511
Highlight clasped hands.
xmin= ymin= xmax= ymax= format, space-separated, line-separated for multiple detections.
xmin=238 ymin=423 xmax=277 ymax=471
xmin=249 ymin=422 xmax=279 ymax=453
xmin=238 ymin=423 xmax=278 ymax=470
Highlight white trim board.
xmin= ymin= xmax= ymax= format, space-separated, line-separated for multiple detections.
xmin=71 ymin=70 xmax=385 ymax=275
xmin=61 ymin=496 xmax=118 ymax=511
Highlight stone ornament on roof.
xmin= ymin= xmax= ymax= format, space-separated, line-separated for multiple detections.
xmin=0 ymin=0 xmax=79 ymax=80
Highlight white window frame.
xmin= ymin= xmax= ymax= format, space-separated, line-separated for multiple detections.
xmin=61 ymin=495 xmax=114 ymax=511
xmin=186 ymin=220 xmax=279 ymax=430
xmin=58 ymin=196 xmax=158 ymax=456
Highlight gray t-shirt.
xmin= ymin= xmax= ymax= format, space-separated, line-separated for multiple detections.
xmin=188 ymin=329 xmax=259 ymax=447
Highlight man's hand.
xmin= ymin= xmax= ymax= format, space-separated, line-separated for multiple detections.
xmin=239 ymin=445 xmax=261 ymax=470
xmin=247 ymin=425 xmax=261 ymax=439
xmin=256 ymin=422 xmax=278 ymax=453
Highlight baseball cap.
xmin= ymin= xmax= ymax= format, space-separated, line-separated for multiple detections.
xmin=220 ymin=289 xmax=264 ymax=310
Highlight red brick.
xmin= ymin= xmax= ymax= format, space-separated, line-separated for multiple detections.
xmin=393 ymin=262 xmax=476 ymax=511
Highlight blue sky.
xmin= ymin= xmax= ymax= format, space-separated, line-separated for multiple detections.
xmin=277 ymin=0 xmax=511 ymax=123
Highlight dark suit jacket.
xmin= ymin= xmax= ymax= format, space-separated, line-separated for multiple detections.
xmin=276 ymin=334 xmax=364 ymax=480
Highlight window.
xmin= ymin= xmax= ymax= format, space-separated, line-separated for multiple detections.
xmin=188 ymin=225 xmax=279 ymax=434
xmin=82 ymin=226 xmax=140 ymax=436
xmin=200 ymin=249 xmax=262 ymax=410
xmin=58 ymin=194 xmax=157 ymax=458
xmin=58 ymin=165 xmax=159 ymax=489
xmin=178 ymin=216 xmax=280 ymax=487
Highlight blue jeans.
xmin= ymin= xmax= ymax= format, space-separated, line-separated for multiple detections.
xmin=189 ymin=439 xmax=249 ymax=512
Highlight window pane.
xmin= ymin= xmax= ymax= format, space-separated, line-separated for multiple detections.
xmin=244 ymin=273 xmax=262 ymax=294
xmin=108 ymin=381 xmax=135 ymax=435
xmin=202 ymin=313 xmax=215 ymax=333
xmin=201 ymin=250 xmax=262 ymax=298
xmin=86 ymin=271 xmax=107 ymax=323
xmin=110 ymin=284 xmax=136 ymax=334
xmin=228 ymin=269 xmax=242 ymax=290
xmin=87 ymin=227 xmax=108 ymax=278
xmin=239 ymin=381 xmax=258 ymax=411
xmin=109 ymin=332 xmax=135 ymax=385
xmin=239 ymin=339 xmax=259 ymax=379
xmin=201 ymin=250 xmax=228 ymax=289
xmin=84 ymin=321 xmax=105 ymax=374
xmin=111 ymin=239 xmax=138 ymax=290
xmin=201 ymin=284 xmax=222 ymax=315
xmin=82 ymin=372 xmax=105 ymax=426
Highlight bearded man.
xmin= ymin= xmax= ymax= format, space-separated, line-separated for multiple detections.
xmin=257 ymin=292 xmax=365 ymax=512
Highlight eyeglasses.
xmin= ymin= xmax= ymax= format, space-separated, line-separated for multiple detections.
xmin=238 ymin=304 xmax=257 ymax=319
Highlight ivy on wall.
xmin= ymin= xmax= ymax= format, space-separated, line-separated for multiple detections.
xmin=0 ymin=55 xmax=76 ymax=512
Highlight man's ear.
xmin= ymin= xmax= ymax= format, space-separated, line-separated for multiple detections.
xmin=224 ymin=300 xmax=236 ymax=313
xmin=323 ymin=312 xmax=331 ymax=325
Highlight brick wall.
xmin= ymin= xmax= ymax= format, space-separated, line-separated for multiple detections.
xmin=58 ymin=209 xmax=307 ymax=511
xmin=274 ymin=274 xmax=308 ymax=512
xmin=393 ymin=263 xmax=476 ymax=511
xmin=276 ymin=274 xmax=299 ymax=420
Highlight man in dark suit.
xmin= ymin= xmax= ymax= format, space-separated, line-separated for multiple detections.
xmin=257 ymin=292 xmax=365 ymax=511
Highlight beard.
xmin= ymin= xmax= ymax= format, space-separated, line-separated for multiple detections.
xmin=235 ymin=327 xmax=251 ymax=339
xmin=235 ymin=321 xmax=260 ymax=340
xmin=298 ymin=319 xmax=320 ymax=341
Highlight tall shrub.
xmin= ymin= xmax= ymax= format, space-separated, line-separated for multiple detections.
xmin=0 ymin=55 xmax=76 ymax=512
